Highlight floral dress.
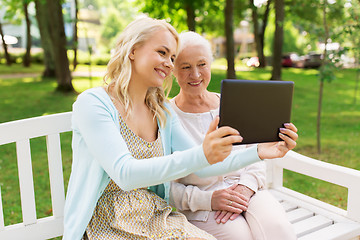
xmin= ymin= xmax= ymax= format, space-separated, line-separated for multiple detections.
xmin=85 ymin=116 xmax=216 ymax=240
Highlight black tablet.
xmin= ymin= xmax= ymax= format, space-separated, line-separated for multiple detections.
xmin=218 ymin=79 xmax=294 ymax=144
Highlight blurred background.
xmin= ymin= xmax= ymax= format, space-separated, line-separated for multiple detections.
xmin=0 ymin=0 xmax=359 ymax=227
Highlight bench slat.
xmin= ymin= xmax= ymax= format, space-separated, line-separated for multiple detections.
xmin=0 ymin=112 xmax=72 ymax=145
xmin=293 ymin=215 xmax=333 ymax=237
xmin=16 ymin=140 xmax=37 ymax=225
xmin=298 ymin=222 xmax=360 ymax=240
xmin=0 ymin=216 xmax=63 ymax=240
xmin=287 ymin=207 xmax=314 ymax=224
xmin=46 ymin=134 xmax=65 ymax=217
xmin=281 ymin=201 xmax=298 ymax=212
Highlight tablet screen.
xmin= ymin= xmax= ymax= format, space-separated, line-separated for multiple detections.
xmin=218 ymin=79 xmax=294 ymax=145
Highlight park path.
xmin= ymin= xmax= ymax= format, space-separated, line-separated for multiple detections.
xmin=0 ymin=71 xmax=105 ymax=79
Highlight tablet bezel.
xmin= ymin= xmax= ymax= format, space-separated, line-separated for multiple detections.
xmin=218 ymin=79 xmax=294 ymax=145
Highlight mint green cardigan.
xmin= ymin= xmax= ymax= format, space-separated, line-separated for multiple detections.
xmin=63 ymin=87 xmax=261 ymax=240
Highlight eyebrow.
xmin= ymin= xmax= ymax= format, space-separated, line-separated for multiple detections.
xmin=162 ymin=45 xmax=176 ymax=58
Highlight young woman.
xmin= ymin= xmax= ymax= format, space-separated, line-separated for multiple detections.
xmin=170 ymin=31 xmax=298 ymax=240
xmin=63 ymin=17 xmax=297 ymax=240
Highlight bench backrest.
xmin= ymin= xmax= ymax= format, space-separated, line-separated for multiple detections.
xmin=0 ymin=112 xmax=72 ymax=240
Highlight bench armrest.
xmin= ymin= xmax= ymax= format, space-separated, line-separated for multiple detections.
xmin=266 ymin=151 xmax=360 ymax=222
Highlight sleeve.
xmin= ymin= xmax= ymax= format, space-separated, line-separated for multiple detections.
xmin=72 ymin=92 xmax=210 ymax=191
xmin=169 ymin=182 xmax=213 ymax=212
xmin=193 ymin=146 xmax=262 ymax=178
xmin=238 ymin=161 xmax=266 ymax=192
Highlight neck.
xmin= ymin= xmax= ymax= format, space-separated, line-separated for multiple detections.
xmin=175 ymin=90 xmax=219 ymax=113
xmin=128 ymin=79 xmax=148 ymax=107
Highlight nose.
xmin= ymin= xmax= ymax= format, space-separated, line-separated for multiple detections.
xmin=164 ymin=57 xmax=174 ymax=70
xmin=190 ymin=68 xmax=201 ymax=79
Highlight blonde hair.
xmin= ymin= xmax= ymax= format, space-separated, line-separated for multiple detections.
xmin=104 ymin=16 xmax=179 ymax=128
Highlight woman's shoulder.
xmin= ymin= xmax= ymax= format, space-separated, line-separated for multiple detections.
xmin=75 ymin=87 xmax=111 ymax=104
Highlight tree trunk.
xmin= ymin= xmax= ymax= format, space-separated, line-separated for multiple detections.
xmin=270 ymin=0 xmax=284 ymax=80
xmin=34 ymin=0 xmax=56 ymax=77
xmin=184 ymin=3 xmax=196 ymax=31
xmin=251 ymin=0 xmax=263 ymax=67
xmin=317 ymin=1 xmax=329 ymax=154
xmin=251 ymin=0 xmax=271 ymax=68
xmin=0 ymin=21 xmax=12 ymax=65
xmin=73 ymin=0 xmax=79 ymax=71
xmin=317 ymin=80 xmax=324 ymax=154
xmin=259 ymin=0 xmax=271 ymax=67
xmin=23 ymin=1 xmax=32 ymax=67
xmin=47 ymin=0 xmax=74 ymax=92
xmin=225 ymin=0 xmax=236 ymax=79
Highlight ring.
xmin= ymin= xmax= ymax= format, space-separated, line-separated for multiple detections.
xmin=228 ymin=200 xmax=233 ymax=206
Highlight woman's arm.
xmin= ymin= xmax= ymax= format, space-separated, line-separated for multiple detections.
xmin=170 ymin=181 xmax=213 ymax=212
xmin=72 ymin=92 xmax=210 ymax=191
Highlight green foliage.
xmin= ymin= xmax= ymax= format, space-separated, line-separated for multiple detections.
xmin=319 ymin=61 xmax=336 ymax=83
xmin=0 ymin=0 xmax=23 ymax=24
xmin=137 ymin=0 xmax=247 ymax=35
xmin=264 ymin=10 xmax=312 ymax=56
xmin=0 ymin=64 xmax=359 ymax=223
xmin=99 ymin=9 xmax=126 ymax=47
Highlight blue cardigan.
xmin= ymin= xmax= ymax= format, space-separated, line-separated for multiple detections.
xmin=63 ymin=87 xmax=261 ymax=240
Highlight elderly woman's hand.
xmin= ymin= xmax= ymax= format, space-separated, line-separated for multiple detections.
xmin=257 ymin=123 xmax=298 ymax=160
xmin=203 ymin=116 xmax=243 ymax=165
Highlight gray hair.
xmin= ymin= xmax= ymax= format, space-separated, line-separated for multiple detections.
xmin=178 ymin=31 xmax=213 ymax=61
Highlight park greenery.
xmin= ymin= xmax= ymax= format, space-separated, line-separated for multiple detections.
xmin=0 ymin=62 xmax=359 ymax=226
xmin=0 ymin=0 xmax=359 ymax=229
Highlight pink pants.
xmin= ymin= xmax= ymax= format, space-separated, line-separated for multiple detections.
xmin=189 ymin=190 xmax=297 ymax=240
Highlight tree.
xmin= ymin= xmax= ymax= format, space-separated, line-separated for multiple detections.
xmin=1 ymin=0 xmax=32 ymax=66
xmin=34 ymin=0 xmax=56 ymax=77
xmin=250 ymin=0 xmax=271 ymax=68
xmin=138 ymin=0 xmax=227 ymax=34
xmin=46 ymin=0 xmax=74 ymax=91
xmin=270 ymin=0 xmax=284 ymax=80
xmin=72 ymin=0 xmax=79 ymax=71
xmin=22 ymin=0 xmax=31 ymax=67
xmin=0 ymin=20 xmax=12 ymax=65
xmin=225 ymin=0 xmax=236 ymax=78
xmin=138 ymin=0 xmax=200 ymax=32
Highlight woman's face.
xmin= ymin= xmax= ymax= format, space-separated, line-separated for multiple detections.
xmin=129 ymin=29 xmax=177 ymax=89
xmin=173 ymin=44 xmax=212 ymax=95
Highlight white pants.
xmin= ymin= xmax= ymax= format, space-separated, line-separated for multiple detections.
xmin=189 ymin=190 xmax=297 ymax=240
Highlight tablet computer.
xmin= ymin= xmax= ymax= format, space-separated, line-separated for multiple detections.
xmin=218 ymin=79 xmax=294 ymax=145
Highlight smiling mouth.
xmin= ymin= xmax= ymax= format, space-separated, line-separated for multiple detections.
xmin=156 ymin=69 xmax=167 ymax=78
xmin=188 ymin=81 xmax=202 ymax=86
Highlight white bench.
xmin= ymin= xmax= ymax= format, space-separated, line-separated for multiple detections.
xmin=0 ymin=112 xmax=360 ymax=240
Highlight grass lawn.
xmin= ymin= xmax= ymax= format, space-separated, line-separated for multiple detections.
xmin=0 ymin=63 xmax=359 ymax=227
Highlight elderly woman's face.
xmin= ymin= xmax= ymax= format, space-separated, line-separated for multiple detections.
xmin=173 ymin=44 xmax=211 ymax=95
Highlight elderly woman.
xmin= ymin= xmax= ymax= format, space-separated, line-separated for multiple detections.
xmin=169 ymin=31 xmax=297 ymax=240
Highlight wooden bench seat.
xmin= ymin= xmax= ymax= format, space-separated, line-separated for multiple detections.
xmin=1 ymin=112 xmax=359 ymax=239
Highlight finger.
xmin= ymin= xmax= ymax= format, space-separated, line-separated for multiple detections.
xmin=230 ymin=213 xmax=240 ymax=221
xmin=220 ymin=211 xmax=233 ymax=224
xmin=227 ymin=201 xmax=247 ymax=213
xmin=220 ymin=134 xmax=243 ymax=145
xmin=216 ymin=210 xmax=227 ymax=224
xmin=279 ymin=128 xmax=298 ymax=141
xmin=207 ymin=116 xmax=220 ymax=134
xmin=279 ymin=133 xmax=297 ymax=150
xmin=214 ymin=210 xmax=221 ymax=219
xmin=213 ymin=126 xmax=241 ymax=139
xmin=231 ymin=191 xmax=250 ymax=204
xmin=284 ymin=123 xmax=298 ymax=133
